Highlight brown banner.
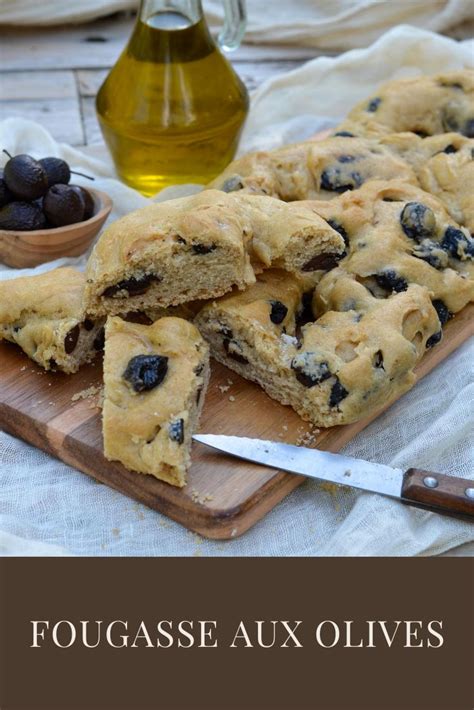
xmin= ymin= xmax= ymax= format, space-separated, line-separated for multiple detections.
xmin=0 ymin=558 xmax=472 ymax=710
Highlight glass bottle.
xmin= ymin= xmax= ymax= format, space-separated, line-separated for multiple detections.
xmin=96 ymin=0 xmax=249 ymax=195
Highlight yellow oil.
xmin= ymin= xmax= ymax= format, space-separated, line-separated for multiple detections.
xmin=96 ymin=10 xmax=249 ymax=195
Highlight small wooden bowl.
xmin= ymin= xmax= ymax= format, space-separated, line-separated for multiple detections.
xmin=0 ymin=188 xmax=113 ymax=268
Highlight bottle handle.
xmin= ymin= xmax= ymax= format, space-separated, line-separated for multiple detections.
xmin=218 ymin=0 xmax=247 ymax=51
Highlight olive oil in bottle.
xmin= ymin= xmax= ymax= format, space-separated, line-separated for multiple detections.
xmin=96 ymin=0 xmax=249 ymax=195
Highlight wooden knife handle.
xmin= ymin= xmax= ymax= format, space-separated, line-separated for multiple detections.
xmin=402 ymin=469 xmax=474 ymax=520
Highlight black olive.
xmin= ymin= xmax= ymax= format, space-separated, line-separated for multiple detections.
xmin=441 ymin=226 xmax=474 ymax=260
xmin=432 ymin=299 xmax=451 ymax=326
xmin=367 ymin=97 xmax=381 ymax=112
xmin=464 ymin=118 xmax=474 ymax=138
xmin=223 ymin=339 xmax=248 ymax=364
xmin=93 ymin=327 xmax=105 ymax=351
xmin=39 ymin=157 xmax=71 ymax=186
xmin=64 ymin=324 xmax=80 ymax=354
xmin=222 ymin=176 xmax=244 ymax=193
xmin=43 ymin=184 xmax=85 ymax=227
xmin=102 ymin=274 xmax=159 ymax=298
xmin=373 ymin=350 xmax=384 ymax=369
xmin=329 ymin=379 xmax=349 ymax=407
xmin=320 ymin=167 xmax=363 ymax=193
xmin=219 ymin=326 xmax=233 ymax=339
xmin=123 ymin=354 xmax=169 ymax=392
xmin=400 ymin=202 xmax=436 ymax=242
xmin=333 ymin=131 xmax=354 ymax=137
xmin=411 ymin=240 xmax=448 ymax=270
xmin=69 ymin=185 xmax=95 ymax=220
xmin=0 ymin=201 xmax=47 ymax=231
xmin=168 ymin=418 xmax=184 ymax=444
xmin=426 ymin=331 xmax=442 ymax=349
xmin=192 ymin=243 xmax=217 ymax=255
xmin=291 ymin=353 xmax=331 ymax=388
xmin=3 ymin=154 xmax=48 ymax=200
xmin=296 ymin=292 xmax=314 ymax=329
xmin=269 ymin=300 xmax=288 ymax=325
xmin=0 ymin=169 xmax=13 ymax=208
xmin=375 ymin=270 xmax=408 ymax=293
xmin=301 ymin=252 xmax=342 ymax=272
xmin=442 ymin=105 xmax=467 ymax=134
xmin=327 ymin=219 xmax=349 ymax=247
xmin=337 ymin=155 xmax=356 ymax=163
xmin=439 ymin=81 xmax=463 ymax=89
xmin=124 ymin=311 xmax=154 ymax=326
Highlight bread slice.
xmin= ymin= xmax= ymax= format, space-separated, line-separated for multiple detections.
xmin=0 ymin=267 xmax=104 ymax=373
xmin=102 ymin=316 xmax=209 ymax=487
xmin=195 ymin=270 xmax=440 ymax=427
xmin=83 ymin=190 xmax=344 ymax=317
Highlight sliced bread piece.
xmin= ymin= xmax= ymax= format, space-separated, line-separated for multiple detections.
xmin=0 ymin=267 xmax=104 ymax=373
xmin=102 ymin=316 xmax=209 ymax=487
xmin=195 ymin=270 xmax=440 ymax=427
xmin=83 ymin=190 xmax=344 ymax=317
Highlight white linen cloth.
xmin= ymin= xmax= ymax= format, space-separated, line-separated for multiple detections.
xmin=0 ymin=26 xmax=473 ymax=556
xmin=0 ymin=0 xmax=473 ymax=51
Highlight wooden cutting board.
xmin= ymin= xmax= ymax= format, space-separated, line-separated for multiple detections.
xmin=0 ymin=304 xmax=472 ymax=539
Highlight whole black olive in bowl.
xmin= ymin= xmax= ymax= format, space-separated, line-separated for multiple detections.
xmin=0 ymin=187 xmax=113 ymax=268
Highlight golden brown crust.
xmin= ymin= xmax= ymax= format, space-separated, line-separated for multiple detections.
xmin=339 ymin=70 xmax=474 ymax=137
xmin=207 ymin=136 xmax=417 ymax=201
xmin=0 ymin=267 xmax=86 ymax=325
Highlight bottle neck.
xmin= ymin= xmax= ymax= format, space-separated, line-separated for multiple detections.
xmin=139 ymin=0 xmax=204 ymax=27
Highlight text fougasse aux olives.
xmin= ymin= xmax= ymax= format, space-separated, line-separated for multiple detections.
xmin=30 ymin=618 xmax=444 ymax=649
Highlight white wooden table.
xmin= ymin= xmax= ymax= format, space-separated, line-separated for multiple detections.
xmin=1 ymin=12 xmax=472 ymax=150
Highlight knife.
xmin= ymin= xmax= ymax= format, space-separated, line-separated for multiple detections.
xmin=193 ymin=434 xmax=474 ymax=520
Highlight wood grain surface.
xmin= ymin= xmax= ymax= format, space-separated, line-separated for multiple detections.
xmin=402 ymin=468 xmax=474 ymax=519
xmin=0 ymin=303 xmax=472 ymax=539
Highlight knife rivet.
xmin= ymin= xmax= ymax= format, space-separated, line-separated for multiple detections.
xmin=465 ymin=488 xmax=474 ymax=499
xmin=423 ymin=476 xmax=439 ymax=489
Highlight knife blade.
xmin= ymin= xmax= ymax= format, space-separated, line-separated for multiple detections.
xmin=193 ymin=434 xmax=474 ymax=520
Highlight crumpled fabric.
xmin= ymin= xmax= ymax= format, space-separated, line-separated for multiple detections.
xmin=0 ymin=0 xmax=472 ymax=51
xmin=0 ymin=26 xmax=473 ymax=556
